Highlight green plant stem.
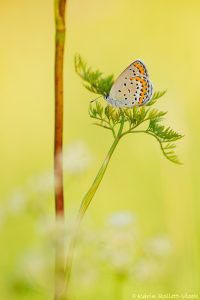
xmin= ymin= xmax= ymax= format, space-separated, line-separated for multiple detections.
xmin=79 ymin=136 xmax=120 ymax=218
xmin=78 ymin=114 xmax=124 ymax=220
xmin=64 ymin=117 xmax=125 ymax=295
xmin=113 ymin=273 xmax=126 ymax=300
xmin=54 ymin=0 xmax=67 ymax=299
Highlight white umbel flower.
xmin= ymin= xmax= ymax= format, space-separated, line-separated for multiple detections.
xmin=63 ymin=141 xmax=93 ymax=174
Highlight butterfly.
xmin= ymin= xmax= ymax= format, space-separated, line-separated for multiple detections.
xmin=105 ymin=60 xmax=153 ymax=108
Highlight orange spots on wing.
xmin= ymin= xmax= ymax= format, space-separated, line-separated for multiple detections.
xmin=129 ymin=76 xmax=148 ymax=105
xmin=139 ymin=95 xmax=144 ymax=104
xmin=132 ymin=76 xmax=147 ymax=104
xmin=133 ymin=62 xmax=145 ymax=75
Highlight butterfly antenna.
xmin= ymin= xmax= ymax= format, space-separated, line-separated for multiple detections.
xmin=90 ymin=95 xmax=102 ymax=103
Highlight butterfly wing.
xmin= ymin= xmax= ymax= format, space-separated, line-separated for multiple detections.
xmin=108 ymin=60 xmax=153 ymax=107
xmin=132 ymin=60 xmax=149 ymax=77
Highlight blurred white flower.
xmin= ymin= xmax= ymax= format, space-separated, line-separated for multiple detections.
xmin=108 ymin=211 xmax=136 ymax=228
xmin=134 ymin=235 xmax=173 ymax=282
xmin=134 ymin=258 xmax=161 ymax=281
xmin=105 ymin=252 xmax=133 ymax=271
xmin=22 ymin=252 xmax=46 ymax=279
xmin=20 ymin=250 xmax=53 ymax=293
xmin=1 ymin=141 xmax=92 ymax=219
xmin=7 ymin=190 xmax=26 ymax=215
xmin=74 ymin=257 xmax=99 ymax=288
xmin=9 ymin=248 xmax=54 ymax=296
xmin=73 ymin=225 xmax=101 ymax=288
xmin=27 ymin=172 xmax=54 ymax=194
xmin=36 ymin=215 xmax=73 ymax=250
xmin=79 ymin=268 xmax=98 ymax=287
xmin=144 ymin=235 xmax=173 ymax=257
xmin=100 ymin=211 xmax=137 ymax=275
xmin=63 ymin=141 xmax=93 ymax=174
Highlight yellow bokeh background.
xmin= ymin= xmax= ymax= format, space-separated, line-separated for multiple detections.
xmin=0 ymin=0 xmax=200 ymax=298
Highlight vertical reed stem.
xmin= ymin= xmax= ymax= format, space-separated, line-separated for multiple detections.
xmin=54 ymin=0 xmax=67 ymax=299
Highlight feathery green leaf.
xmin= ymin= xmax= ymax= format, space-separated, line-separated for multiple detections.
xmin=75 ymin=54 xmax=114 ymax=96
xmin=148 ymin=118 xmax=183 ymax=142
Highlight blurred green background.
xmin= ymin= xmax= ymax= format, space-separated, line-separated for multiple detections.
xmin=0 ymin=0 xmax=200 ymax=299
